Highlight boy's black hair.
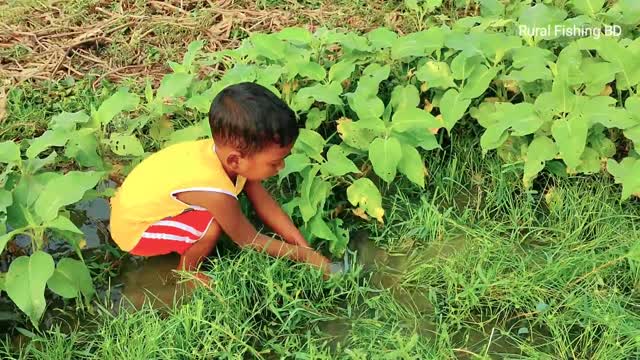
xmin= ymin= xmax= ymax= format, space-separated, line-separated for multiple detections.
xmin=209 ymin=82 xmax=299 ymax=155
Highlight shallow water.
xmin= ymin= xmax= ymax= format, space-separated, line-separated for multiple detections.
xmin=337 ymin=231 xmax=547 ymax=357
xmin=72 ymin=197 xmax=111 ymax=249
xmin=114 ymin=254 xmax=194 ymax=312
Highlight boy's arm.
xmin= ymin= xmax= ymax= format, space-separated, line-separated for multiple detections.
xmin=175 ymin=191 xmax=329 ymax=273
xmin=244 ymin=180 xmax=310 ymax=248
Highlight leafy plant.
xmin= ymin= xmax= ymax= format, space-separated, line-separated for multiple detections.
xmin=2 ymin=0 xmax=640 ymax=327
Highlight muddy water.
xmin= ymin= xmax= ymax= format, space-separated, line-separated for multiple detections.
xmin=72 ymin=197 xmax=111 ymax=248
xmin=114 ymin=254 xmax=194 ymax=312
xmin=330 ymin=231 xmax=537 ymax=358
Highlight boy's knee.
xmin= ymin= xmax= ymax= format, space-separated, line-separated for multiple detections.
xmin=200 ymin=220 xmax=222 ymax=244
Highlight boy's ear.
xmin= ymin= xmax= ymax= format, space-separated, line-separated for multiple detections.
xmin=225 ymin=150 xmax=243 ymax=171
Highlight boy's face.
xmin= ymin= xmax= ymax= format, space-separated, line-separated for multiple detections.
xmin=238 ymin=142 xmax=293 ymax=181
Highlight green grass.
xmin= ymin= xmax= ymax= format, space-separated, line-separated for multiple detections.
xmin=0 ymin=78 xmax=116 ymax=141
xmin=3 ymin=139 xmax=639 ymax=359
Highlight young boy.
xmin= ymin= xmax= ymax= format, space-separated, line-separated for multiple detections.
xmin=109 ymin=82 xmax=331 ymax=284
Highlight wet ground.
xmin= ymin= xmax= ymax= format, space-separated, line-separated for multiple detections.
xmin=318 ymin=230 xmax=542 ymax=357
xmin=2 ymin=198 xmax=544 ymax=357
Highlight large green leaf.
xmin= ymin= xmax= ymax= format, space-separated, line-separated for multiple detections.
xmin=405 ymin=0 xmax=419 ymax=11
xmin=367 ymin=27 xmax=398 ymax=49
xmin=34 ymin=171 xmax=103 ymax=222
xmin=523 ymin=136 xmax=558 ymax=187
xmin=321 ymin=146 xmax=359 ymax=177
xmin=391 ymin=107 xmax=439 ymax=133
xmin=508 ymin=63 xmax=553 ymax=83
xmin=50 ymin=111 xmax=90 ymax=132
xmin=276 ymin=27 xmax=312 ymax=45
xmin=398 ymin=144 xmax=425 ymax=188
xmin=451 ymin=53 xmax=482 ymax=80
xmin=369 ymin=137 xmax=402 ymax=183
xmin=570 ymin=0 xmax=605 ymax=16
xmin=624 ymin=126 xmax=640 ymax=148
xmin=0 ymin=230 xmax=19 ymax=256
xmin=615 ymin=0 xmax=640 ymax=25
xmin=517 ymin=3 xmax=567 ymax=41
xmin=65 ymin=130 xmax=102 ymax=168
xmin=416 ymin=61 xmax=456 ymax=89
xmin=444 ymin=31 xmax=484 ymax=58
xmin=26 ymin=130 xmax=71 ymax=159
xmin=6 ymin=251 xmax=55 ymax=327
xmin=551 ymin=114 xmax=589 ymax=170
xmin=257 ymin=65 xmax=283 ymax=85
xmin=575 ymin=96 xmax=636 ymax=129
xmin=299 ymin=174 xmax=330 ymax=223
xmin=459 ymin=65 xmax=501 ymax=100
xmin=305 ymin=108 xmax=326 ymax=130
xmin=607 ymin=157 xmax=640 ymax=200
xmin=309 ymin=213 xmax=337 ymax=242
xmin=165 ymin=121 xmax=209 ymax=146
xmin=390 ymin=85 xmax=420 ymax=111
xmin=534 ymin=82 xmax=578 ymax=116
xmin=479 ymin=0 xmax=504 ymax=16
xmin=294 ymin=129 xmax=325 ymax=162
xmin=511 ymin=47 xmax=554 ymax=69
xmin=329 ymin=219 xmax=349 ymax=256
xmin=479 ymin=103 xmax=545 ymax=153
xmin=279 ymin=153 xmax=311 ymax=183
xmin=346 ymin=178 xmax=384 ymax=223
xmin=439 ymin=89 xmax=471 ymax=132
xmin=155 ymin=73 xmax=194 ymax=102
xmin=47 ymin=215 xmax=84 ymax=234
xmin=392 ymin=130 xmax=440 ymax=151
xmin=0 ymin=189 xmax=11 ymax=214
xmin=576 ymin=147 xmax=601 ymax=174
xmin=391 ymin=28 xmax=445 ymax=59
xmin=580 ymin=60 xmax=620 ymax=96
xmin=93 ymin=88 xmax=139 ymax=126
xmin=446 ymin=32 xmax=521 ymax=63
xmin=0 ymin=141 xmax=20 ymax=164
xmin=221 ymin=64 xmax=258 ymax=84
xmin=47 ymin=258 xmax=95 ymax=300
xmin=332 ymin=32 xmax=371 ymax=53
xmin=555 ymin=44 xmax=584 ymax=87
xmin=624 ymin=96 xmax=640 ymax=120
xmin=337 ymin=118 xmax=386 ymax=150
xmin=357 ymin=63 xmax=390 ymax=93
xmin=297 ymin=62 xmax=326 ymax=81
xmin=110 ymin=134 xmax=145 ymax=156
xmin=250 ymin=33 xmax=286 ymax=60
xmin=301 ymin=165 xmax=320 ymax=202
xmin=588 ymin=128 xmax=616 ymax=158
xmin=328 ymin=60 xmax=356 ymax=83
xmin=178 ymin=40 xmax=204 ymax=73
xmin=595 ymin=38 xmax=640 ymax=90
xmin=622 ymin=97 xmax=640 ymax=146
xmin=347 ymin=92 xmax=385 ymax=120
xmin=294 ymin=82 xmax=343 ymax=107
xmin=6 ymin=172 xmax=58 ymax=228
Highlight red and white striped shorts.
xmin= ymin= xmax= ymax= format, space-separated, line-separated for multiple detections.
xmin=129 ymin=209 xmax=214 ymax=256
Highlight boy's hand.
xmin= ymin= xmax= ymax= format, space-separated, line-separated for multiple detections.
xmin=307 ymin=251 xmax=332 ymax=278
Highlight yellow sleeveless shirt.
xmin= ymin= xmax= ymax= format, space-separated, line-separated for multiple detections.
xmin=109 ymin=139 xmax=246 ymax=251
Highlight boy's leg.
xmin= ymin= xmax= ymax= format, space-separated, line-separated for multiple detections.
xmin=177 ymin=220 xmax=222 ymax=272
xmin=130 ymin=209 xmax=221 ymax=273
